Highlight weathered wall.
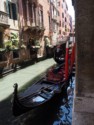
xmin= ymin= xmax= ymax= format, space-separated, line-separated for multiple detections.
xmin=73 ymin=0 xmax=94 ymax=125
xmin=75 ymin=0 xmax=94 ymax=97
xmin=38 ymin=0 xmax=50 ymax=36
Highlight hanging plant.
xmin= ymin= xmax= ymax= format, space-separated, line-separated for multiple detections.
xmin=20 ymin=39 xmax=26 ymax=49
xmin=20 ymin=44 xmax=26 ymax=49
xmin=3 ymin=32 xmax=19 ymax=52
xmin=4 ymin=39 xmax=12 ymax=52
xmin=0 ymin=48 xmax=6 ymax=53
xmin=10 ymin=33 xmax=19 ymax=50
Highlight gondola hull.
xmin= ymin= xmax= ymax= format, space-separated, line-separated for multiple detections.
xmin=12 ymin=79 xmax=68 ymax=116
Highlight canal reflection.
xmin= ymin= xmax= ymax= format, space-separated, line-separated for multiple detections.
xmin=52 ymin=80 xmax=74 ymax=125
xmin=12 ymin=80 xmax=74 ymax=125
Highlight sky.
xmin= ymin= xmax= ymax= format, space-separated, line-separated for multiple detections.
xmin=66 ymin=0 xmax=75 ymax=21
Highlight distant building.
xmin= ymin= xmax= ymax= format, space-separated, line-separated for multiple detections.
xmin=57 ymin=0 xmax=73 ymax=42
xmin=69 ymin=15 xmax=73 ymax=32
xmin=49 ymin=0 xmax=59 ymax=46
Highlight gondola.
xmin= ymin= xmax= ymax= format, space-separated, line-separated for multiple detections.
xmin=12 ymin=63 xmax=69 ymax=117
xmin=12 ymin=38 xmax=75 ymax=117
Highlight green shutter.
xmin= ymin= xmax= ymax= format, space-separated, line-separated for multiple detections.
xmin=8 ymin=1 xmax=11 ymax=18
xmin=6 ymin=0 xmax=9 ymax=14
xmin=12 ymin=3 xmax=17 ymax=20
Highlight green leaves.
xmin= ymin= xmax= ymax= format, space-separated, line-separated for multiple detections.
xmin=3 ymin=32 xmax=19 ymax=51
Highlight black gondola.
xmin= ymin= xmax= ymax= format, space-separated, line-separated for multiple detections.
xmin=12 ymin=39 xmax=75 ymax=117
xmin=12 ymin=76 xmax=67 ymax=116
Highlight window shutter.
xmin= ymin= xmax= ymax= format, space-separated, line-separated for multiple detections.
xmin=12 ymin=3 xmax=17 ymax=20
xmin=6 ymin=0 xmax=9 ymax=14
xmin=8 ymin=2 xmax=11 ymax=18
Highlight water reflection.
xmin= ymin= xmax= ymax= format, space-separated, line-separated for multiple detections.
xmin=53 ymin=80 xmax=74 ymax=125
xmin=12 ymin=79 xmax=75 ymax=125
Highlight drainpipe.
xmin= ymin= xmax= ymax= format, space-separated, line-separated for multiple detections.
xmin=65 ymin=41 xmax=69 ymax=80
xmin=70 ymin=41 xmax=75 ymax=69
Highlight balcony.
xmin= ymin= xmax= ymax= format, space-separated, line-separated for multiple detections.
xmin=53 ymin=1 xmax=57 ymax=8
xmin=32 ymin=22 xmax=36 ymax=27
xmin=23 ymin=21 xmax=45 ymax=33
xmin=0 ymin=11 xmax=9 ymax=26
xmin=52 ymin=16 xmax=59 ymax=24
xmin=52 ymin=15 xmax=57 ymax=21
xmin=37 ymin=22 xmax=44 ymax=28
xmin=51 ymin=0 xmax=57 ymax=8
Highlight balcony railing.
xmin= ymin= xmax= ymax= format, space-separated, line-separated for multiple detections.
xmin=0 ymin=11 xmax=8 ymax=25
xmin=52 ymin=15 xmax=58 ymax=21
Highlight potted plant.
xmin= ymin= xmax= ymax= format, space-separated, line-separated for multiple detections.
xmin=10 ymin=33 xmax=19 ymax=51
xmin=0 ymin=48 xmax=6 ymax=54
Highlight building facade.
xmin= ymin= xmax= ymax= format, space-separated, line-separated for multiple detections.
xmin=0 ymin=0 xmax=19 ymax=45
xmin=58 ymin=0 xmax=72 ymax=41
xmin=18 ymin=0 xmax=52 ymax=59
xmin=0 ymin=0 xmax=73 ymax=73
xmin=0 ymin=0 xmax=19 ymax=69
xmin=50 ymin=0 xmax=59 ymax=46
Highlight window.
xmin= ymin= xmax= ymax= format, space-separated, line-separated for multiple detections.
xmin=65 ymin=17 xmax=67 ymax=22
xmin=65 ymin=10 xmax=66 ymax=14
xmin=8 ymin=2 xmax=17 ymax=20
xmin=0 ymin=53 xmax=7 ymax=61
xmin=52 ymin=22 xmax=55 ymax=31
xmin=59 ymin=30 xmax=61 ymax=34
xmin=49 ymin=16 xmax=50 ymax=29
xmin=59 ymin=21 xmax=61 ymax=27
xmin=62 ymin=4 xmax=63 ymax=8
xmin=48 ymin=0 xmax=50 ymax=3
xmin=13 ymin=51 xmax=19 ymax=59
xmin=39 ymin=6 xmax=44 ymax=27
xmin=62 ymin=13 xmax=64 ymax=18
xmin=62 ymin=22 xmax=64 ymax=27
xmin=58 ymin=2 xmax=60 ymax=6
xmin=57 ymin=11 xmax=59 ymax=16
xmin=65 ymin=25 xmax=67 ymax=31
xmin=66 ymin=4 xmax=68 ymax=10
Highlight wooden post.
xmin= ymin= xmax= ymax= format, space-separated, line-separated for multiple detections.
xmin=70 ymin=41 xmax=75 ymax=69
xmin=65 ymin=41 xmax=69 ymax=80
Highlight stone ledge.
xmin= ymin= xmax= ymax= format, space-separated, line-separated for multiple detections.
xmin=73 ymin=96 xmax=94 ymax=114
xmin=72 ymin=111 xmax=94 ymax=125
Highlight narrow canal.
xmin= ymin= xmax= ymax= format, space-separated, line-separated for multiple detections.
xmin=12 ymin=78 xmax=75 ymax=125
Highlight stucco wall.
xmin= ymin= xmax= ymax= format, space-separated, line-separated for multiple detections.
xmin=38 ymin=0 xmax=50 ymax=36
